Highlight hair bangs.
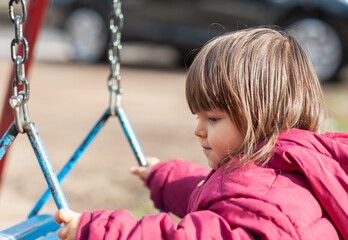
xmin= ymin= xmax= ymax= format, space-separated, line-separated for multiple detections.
xmin=186 ymin=40 xmax=232 ymax=114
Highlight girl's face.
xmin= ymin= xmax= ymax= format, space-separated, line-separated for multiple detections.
xmin=195 ymin=109 xmax=244 ymax=169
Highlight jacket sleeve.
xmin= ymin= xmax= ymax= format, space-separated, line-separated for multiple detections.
xmin=76 ymin=197 xmax=299 ymax=240
xmin=145 ymin=159 xmax=210 ymax=217
xmin=76 ymin=209 xmax=255 ymax=240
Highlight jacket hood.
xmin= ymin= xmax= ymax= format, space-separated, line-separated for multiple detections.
xmin=268 ymin=129 xmax=348 ymax=239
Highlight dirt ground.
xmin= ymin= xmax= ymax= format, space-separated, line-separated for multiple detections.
xmin=1 ymin=42 xmax=348 ymax=230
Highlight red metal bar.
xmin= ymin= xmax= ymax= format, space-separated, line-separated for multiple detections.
xmin=0 ymin=0 xmax=49 ymax=186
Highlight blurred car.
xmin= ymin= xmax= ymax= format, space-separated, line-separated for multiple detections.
xmin=48 ymin=0 xmax=348 ymax=82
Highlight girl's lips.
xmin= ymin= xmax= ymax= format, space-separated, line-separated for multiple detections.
xmin=202 ymin=147 xmax=211 ymax=154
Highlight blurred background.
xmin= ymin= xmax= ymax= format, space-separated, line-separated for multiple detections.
xmin=28 ymin=0 xmax=348 ymax=82
xmin=1 ymin=0 xmax=348 ymax=230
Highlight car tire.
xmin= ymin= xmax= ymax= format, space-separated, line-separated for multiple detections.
xmin=64 ymin=7 xmax=108 ymax=63
xmin=286 ymin=18 xmax=343 ymax=82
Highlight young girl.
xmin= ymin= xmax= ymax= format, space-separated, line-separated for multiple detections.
xmin=55 ymin=27 xmax=348 ymax=239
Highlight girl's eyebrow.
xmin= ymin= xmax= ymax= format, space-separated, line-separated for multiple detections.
xmin=206 ymin=110 xmax=226 ymax=115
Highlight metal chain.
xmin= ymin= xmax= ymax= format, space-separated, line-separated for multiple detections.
xmin=108 ymin=0 xmax=124 ymax=116
xmin=8 ymin=0 xmax=30 ymax=133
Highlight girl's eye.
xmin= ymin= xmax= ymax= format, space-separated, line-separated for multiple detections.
xmin=208 ymin=117 xmax=219 ymax=122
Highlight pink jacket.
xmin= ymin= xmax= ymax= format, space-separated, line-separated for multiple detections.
xmin=77 ymin=129 xmax=348 ymax=239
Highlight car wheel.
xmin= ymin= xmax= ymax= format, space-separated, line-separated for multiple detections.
xmin=65 ymin=7 xmax=108 ymax=63
xmin=286 ymin=18 xmax=343 ymax=82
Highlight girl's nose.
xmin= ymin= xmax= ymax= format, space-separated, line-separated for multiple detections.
xmin=194 ymin=122 xmax=206 ymax=138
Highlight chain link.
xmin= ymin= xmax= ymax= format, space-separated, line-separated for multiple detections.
xmin=108 ymin=0 xmax=124 ymax=116
xmin=9 ymin=0 xmax=27 ymax=23
xmin=8 ymin=0 xmax=30 ymax=133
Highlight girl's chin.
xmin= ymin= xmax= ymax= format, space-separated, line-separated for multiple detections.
xmin=208 ymin=160 xmax=219 ymax=170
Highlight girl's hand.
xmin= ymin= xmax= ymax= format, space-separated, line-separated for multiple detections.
xmin=130 ymin=157 xmax=160 ymax=182
xmin=54 ymin=209 xmax=81 ymax=240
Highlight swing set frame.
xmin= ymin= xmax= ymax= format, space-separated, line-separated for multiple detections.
xmin=0 ymin=0 xmax=147 ymax=239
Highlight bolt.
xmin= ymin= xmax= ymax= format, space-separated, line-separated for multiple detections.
xmin=9 ymin=95 xmax=22 ymax=108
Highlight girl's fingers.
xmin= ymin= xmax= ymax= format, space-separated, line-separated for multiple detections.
xmin=54 ymin=209 xmax=81 ymax=240
xmin=147 ymin=157 xmax=160 ymax=166
xmin=54 ymin=211 xmax=63 ymax=225
xmin=55 ymin=209 xmax=73 ymax=224
xmin=131 ymin=157 xmax=160 ymax=181
xmin=130 ymin=166 xmax=145 ymax=174
xmin=57 ymin=225 xmax=68 ymax=239
xmin=130 ymin=167 xmax=147 ymax=180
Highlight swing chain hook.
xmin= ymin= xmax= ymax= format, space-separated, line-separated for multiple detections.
xmin=108 ymin=0 xmax=124 ymax=116
xmin=8 ymin=0 xmax=30 ymax=133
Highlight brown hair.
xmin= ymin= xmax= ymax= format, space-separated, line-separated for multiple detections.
xmin=186 ymin=26 xmax=325 ymax=168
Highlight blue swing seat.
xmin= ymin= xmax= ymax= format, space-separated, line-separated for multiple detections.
xmin=0 ymin=214 xmax=60 ymax=240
